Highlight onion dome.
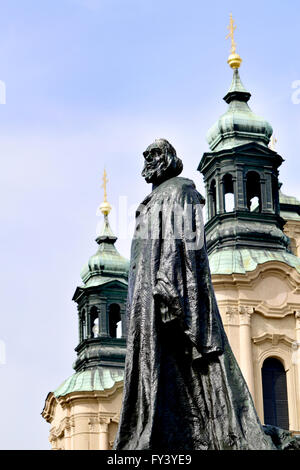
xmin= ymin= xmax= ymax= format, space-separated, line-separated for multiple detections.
xmin=207 ymin=14 xmax=273 ymax=152
xmin=207 ymin=68 xmax=273 ymax=151
xmin=80 ymin=215 xmax=129 ymax=287
xmin=80 ymin=170 xmax=129 ymax=288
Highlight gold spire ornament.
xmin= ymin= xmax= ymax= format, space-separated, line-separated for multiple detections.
xmin=99 ymin=168 xmax=112 ymax=216
xmin=226 ymin=13 xmax=242 ymax=69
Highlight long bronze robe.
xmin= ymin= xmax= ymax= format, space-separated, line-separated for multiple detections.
xmin=114 ymin=176 xmax=274 ymax=450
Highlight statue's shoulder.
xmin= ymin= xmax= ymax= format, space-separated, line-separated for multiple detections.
xmin=164 ymin=177 xmax=205 ymax=204
xmin=171 ymin=176 xmax=195 ymax=186
xmin=163 ymin=176 xmax=196 ymax=192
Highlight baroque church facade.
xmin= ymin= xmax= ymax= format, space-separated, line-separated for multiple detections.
xmin=42 ymin=46 xmax=300 ymax=450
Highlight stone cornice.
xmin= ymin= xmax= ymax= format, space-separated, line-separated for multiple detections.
xmin=55 ymin=380 xmax=124 ymax=409
xmin=41 ymin=392 xmax=56 ymax=423
xmin=42 ymin=379 xmax=123 ymax=429
xmin=220 ymin=300 xmax=299 ymax=319
xmin=224 ymin=305 xmax=255 ymax=326
xmin=252 ymin=333 xmax=295 ymax=348
xmin=50 ymin=416 xmax=75 ymax=440
xmin=254 ymin=302 xmax=300 ymax=318
xmin=212 ymin=259 xmax=300 ymax=292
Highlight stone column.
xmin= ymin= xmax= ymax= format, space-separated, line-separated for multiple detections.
xmin=78 ymin=308 xmax=85 ymax=342
xmin=239 ymin=306 xmax=255 ymax=399
xmin=207 ymin=187 xmax=213 ymax=219
xmin=295 ymin=311 xmax=300 ymax=345
xmin=86 ymin=308 xmax=92 ymax=339
xmin=121 ymin=305 xmax=127 ymax=339
xmin=225 ymin=306 xmax=239 ymax=344
xmin=78 ymin=310 xmax=82 ymax=343
xmin=232 ymin=176 xmax=237 ymax=211
xmin=294 ymin=312 xmax=300 ymax=401
xmin=217 ymin=176 xmax=225 ymax=214
xmin=236 ymin=166 xmax=247 ymax=211
xmin=264 ymin=172 xmax=274 ymax=213
xmin=82 ymin=308 xmax=87 ymax=340
xmin=64 ymin=417 xmax=74 ymax=450
xmin=99 ymin=417 xmax=111 ymax=450
xmin=99 ymin=299 xmax=109 ymax=337
xmin=260 ymin=175 xmax=274 ymax=214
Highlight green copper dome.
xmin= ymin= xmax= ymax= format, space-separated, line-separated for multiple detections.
xmin=80 ymin=215 xmax=129 ymax=287
xmin=54 ymin=367 xmax=124 ymax=397
xmin=207 ymin=69 xmax=273 ymax=151
xmin=208 ymin=247 xmax=300 ymax=276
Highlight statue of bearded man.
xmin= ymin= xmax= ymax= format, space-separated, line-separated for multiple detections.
xmin=113 ymin=138 xmax=275 ymax=451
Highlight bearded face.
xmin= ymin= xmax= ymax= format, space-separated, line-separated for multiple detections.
xmin=142 ymin=139 xmax=183 ymax=186
xmin=142 ymin=142 xmax=169 ymax=185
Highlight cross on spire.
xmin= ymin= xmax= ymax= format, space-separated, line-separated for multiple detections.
xmin=99 ymin=168 xmax=112 ymax=216
xmin=101 ymin=168 xmax=108 ymax=203
xmin=226 ymin=13 xmax=237 ymax=55
xmin=226 ymin=13 xmax=242 ymax=69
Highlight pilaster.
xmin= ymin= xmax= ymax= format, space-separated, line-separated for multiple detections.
xmin=239 ymin=306 xmax=255 ymax=399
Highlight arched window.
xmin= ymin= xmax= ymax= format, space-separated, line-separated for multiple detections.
xmin=262 ymin=358 xmax=289 ymax=429
xmin=90 ymin=306 xmax=98 ymax=337
xmin=223 ymin=174 xmax=235 ymax=213
xmin=109 ymin=304 xmax=121 ymax=338
xmin=246 ymin=171 xmax=261 ymax=212
xmin=209 ymin=180 xmax=217 ymax=217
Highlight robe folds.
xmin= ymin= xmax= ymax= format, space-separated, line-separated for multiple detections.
xmin=114 ymin=176 xmax=275 ymax=450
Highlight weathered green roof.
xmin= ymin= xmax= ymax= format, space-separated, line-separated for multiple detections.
xmin=281 ymin=211 xmax=300 ymax=221
xmin=225 ymin=67 xmax=250 ymax=95
xmin=209 ymin=248 xmax=300 ymax=275
xmin=80 ymin=276 xmax=128 ymax=288
xmin=279 ymin=190 xmax=300 ymax=221
xmin=279 ymin=190 xmax=300 ymax=206
xmin=80 ymin=215 xmax=129 ymax=287
xmin=206 ymin=69 xmax=273 ymax=152
xmin=54 ymin=367 xmax=124 ymax=398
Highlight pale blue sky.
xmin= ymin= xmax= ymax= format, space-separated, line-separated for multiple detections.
xmin=0 ymin=0 xmax=300 ymax=449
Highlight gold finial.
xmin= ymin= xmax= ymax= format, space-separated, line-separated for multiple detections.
xmin=226 ymin=13 xmax=242 ymax=69
xmin=269 ymin=134 xmax=278 ymax=151
xmin=99 ymin=168 xmax=112 ymax=216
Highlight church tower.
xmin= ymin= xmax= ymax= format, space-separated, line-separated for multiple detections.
xmin=199 ymin=65 xmax=288 ymax=254
xmin=42 ymin=172 xmax=129 ymax=450
xmin=198 ymin=15 xmax=300 ymax=434
xmin=72 ymin=170 xmax=128 ymax=373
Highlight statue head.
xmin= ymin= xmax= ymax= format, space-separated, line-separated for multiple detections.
xmin=142 ymin=138 xmax=183 ymax=186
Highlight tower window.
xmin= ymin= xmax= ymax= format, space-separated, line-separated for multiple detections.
xmin=262 ymin=357 xmax=289 ymax=430
xmin=109 ymin=304 xmax=122 ymax=338
xmin=223 ymin=174 xmax=235 ymax=213
xmin=92 ymin=318 xmax=99 ymax=338
xmin=90 ymin=306 xmax=98 ymax=337
xmin=246 ymin=171 xmax=261 ymax=212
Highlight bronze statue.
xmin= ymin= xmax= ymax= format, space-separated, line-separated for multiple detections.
xmin=114 ymin=139 xmax=276 ymax=450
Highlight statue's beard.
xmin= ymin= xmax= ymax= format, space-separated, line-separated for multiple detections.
xmin=142 ymin=159 xmax=167 ymax=184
